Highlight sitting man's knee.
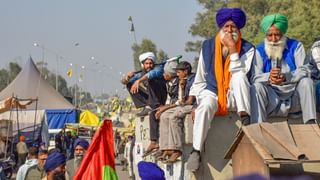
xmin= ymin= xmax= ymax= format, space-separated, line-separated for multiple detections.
xmin=231 ymin=72 xmax=247 ymax=84
xmin=298 ymin=77 xmax=314 ymax=87
xmin=251 ymin=82 xmax=265 ymax=93
xmin=199 ymin=99 xmax=216 ymax=112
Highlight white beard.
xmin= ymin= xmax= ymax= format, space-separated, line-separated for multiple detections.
xmin=220 ymin=30 xmax=239 ymax=42
xmin=222 ymin=46 xmax=229 ymax=58
xmin=264 ymin=36 xmax=287 ymax=61
xmin=220 ymin=30 xmax=239 ymax=57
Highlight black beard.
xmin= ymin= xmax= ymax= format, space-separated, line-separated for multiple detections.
xmin=53 ymin=171 xmax=66 ymax=180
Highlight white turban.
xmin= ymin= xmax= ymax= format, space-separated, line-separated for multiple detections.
xmin=139 ymin=52 xmax=156 ymax=63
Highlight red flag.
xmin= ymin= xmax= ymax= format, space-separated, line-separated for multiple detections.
xmin=74 ymin=120 xmax=118 ymax=180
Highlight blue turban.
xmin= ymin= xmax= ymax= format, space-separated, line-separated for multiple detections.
xmin=138 ymin=161 xmax=165 ymax=180
xmin=74 ymin=138 xmax=89 ymax=150
xmin=234 ymin=173 xmax=267 ymax=180
xmin=44 ymin=152 xmax=66 ymax=172
xmin=216 ymin=8 xmax=246 ymax=29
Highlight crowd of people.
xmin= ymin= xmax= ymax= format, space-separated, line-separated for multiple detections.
xmin=114 ymin=132 xmax=135 ymax=179
xmin=14 ymin=133 xmax=89 ymax=180
xmin=121 ymin=7 xmax=320 ymax=173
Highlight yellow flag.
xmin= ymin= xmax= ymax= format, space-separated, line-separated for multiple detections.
xmin=67 ymin=68 xmax=73 ymax=77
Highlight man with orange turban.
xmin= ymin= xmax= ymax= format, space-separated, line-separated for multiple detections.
xmin=16 ymin=135 xmax=28 ymax=167
xmin=187 ymin=7 xmax=255 ymax=172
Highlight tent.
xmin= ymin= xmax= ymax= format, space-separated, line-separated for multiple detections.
xmin=79 ymin=110 xmax=100 ymax=126
xmin=0 ymin=58 xmax=78 ymax=144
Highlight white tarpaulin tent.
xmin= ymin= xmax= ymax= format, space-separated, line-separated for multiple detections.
xmin=0 ymin=57 xmax=76 ymax=144
xmin=0 ymin=58 xmax=74 ymax=110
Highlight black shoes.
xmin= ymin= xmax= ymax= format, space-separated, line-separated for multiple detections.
xmin=306 ymin=119 xmax=318 ymax=124
xmin=240 ymin=115 xmax=250 ymax=126
xmin=136 ymin=106 xmax=152 ymax=117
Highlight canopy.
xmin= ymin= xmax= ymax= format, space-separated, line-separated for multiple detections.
xmin=0 ymin=57 xmax=74 ymax=110
xmin=0 ymin=57 xmax=77 ymax=129
xmin=80 ymin=110 xmax=100 ymax=126
xmin=47 ymin=109 xmax=79 ymax=129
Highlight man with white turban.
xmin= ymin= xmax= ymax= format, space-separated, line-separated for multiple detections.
xmin=186 ymin=7 xmax=255 ymax=172
xmin=122 ymin=52 xmax=167 ymax=156
xmin=121 ymin=52 xmax=167 ymax=117
xmin=250 ymin=14 xmax=317 ymax=124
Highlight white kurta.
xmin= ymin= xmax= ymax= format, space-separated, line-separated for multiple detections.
xmin=190 ymin=46 xmax=255 ymax=151
xmin=251 ymin=40 xmax=316 ymax=123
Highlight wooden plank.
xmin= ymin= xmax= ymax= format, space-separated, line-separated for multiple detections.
xmin=232 ymin=135 xmax=270 ymax=178
xmin=290 ymin=124 xmax=320 ymax=160
xmin=259 ymin=122 xmax=304 ymax=160
xmin=242 ymin=125 xmax=274 ymax=160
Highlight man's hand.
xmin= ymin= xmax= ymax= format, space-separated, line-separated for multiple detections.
xmin=269 ymin=68 xmax=285 ymax=85
xmin=222 ymin=32 xmax=237 ymax=54
xmin=155 ymin=105 xmax=170 ymax=120
xmin=121 ymin=71 xmax=135 ymax=85
xmin=130 ymin=80 xmax=140 ymax=94
xmin=155 ymin=109 xmax=162 ymax=120
xmin=155 ymin=105 xmax=164 ymax=120
xmin=127 ymin=71 xmax=135 ymax=79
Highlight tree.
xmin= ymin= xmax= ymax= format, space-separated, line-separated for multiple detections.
xmin=187 ymin=0 xmax=320 ymax=54
xmin=0 ymin=69 xmax=9 ymax=91
xmin=157 ymin=49 xmax=169 ymax=63
xmin=34 ymin=62 xmax=93 ymax=105
xmin=57 ymin=75 xmax=69 ymax=97
xmin=0 ymin=62 xmax=21 ymax=92
xmin=8 ymin=62 xmax=21 ymax=82
xmin=131 ymin=38 xmax=169 ymax=71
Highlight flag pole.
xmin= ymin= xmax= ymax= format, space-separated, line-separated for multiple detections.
xmin=128 ymin=16 xmax=137 ymax=44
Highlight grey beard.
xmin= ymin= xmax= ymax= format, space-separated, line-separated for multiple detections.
xmin=74 ymin=155 xmax=83 ymax=168
xmin=264 ymin=36 xmax=287 ymax=61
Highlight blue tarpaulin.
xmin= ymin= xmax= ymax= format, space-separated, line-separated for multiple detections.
xmin=46 ymin=109 xmax=79 ymax=129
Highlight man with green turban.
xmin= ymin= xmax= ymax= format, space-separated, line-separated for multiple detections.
xmin=250 ymin=13 xmax=317 ymax=124
xmin=260 ymin=14 xmax=288 ymax=35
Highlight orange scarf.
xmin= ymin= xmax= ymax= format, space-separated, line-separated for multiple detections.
xmin=214 ymin=32 xmax=242 ymax=115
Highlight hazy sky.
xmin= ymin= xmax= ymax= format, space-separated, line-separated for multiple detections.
xmin=0 ymin=0 xmax=203 ymax=97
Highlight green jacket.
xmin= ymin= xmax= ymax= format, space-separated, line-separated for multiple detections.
xmin=25 ymin=164 xmax=46 ymax=180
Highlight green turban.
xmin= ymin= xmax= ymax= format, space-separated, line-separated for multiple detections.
xmin=260 ymin=14 xmax=288 ymax=34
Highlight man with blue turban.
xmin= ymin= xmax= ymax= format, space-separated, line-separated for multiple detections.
xmin=66 ymin=138 xmax=89 ymax=180
xmin=187 ymin=7 xmax=255 ymax=172
xmin=43 ymin=152 xmax=66 ymax=180
xmin=138 ymin=161 xmax=165 ymax=180
xmin=250 ymin=14 xmax=317 ymax=124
